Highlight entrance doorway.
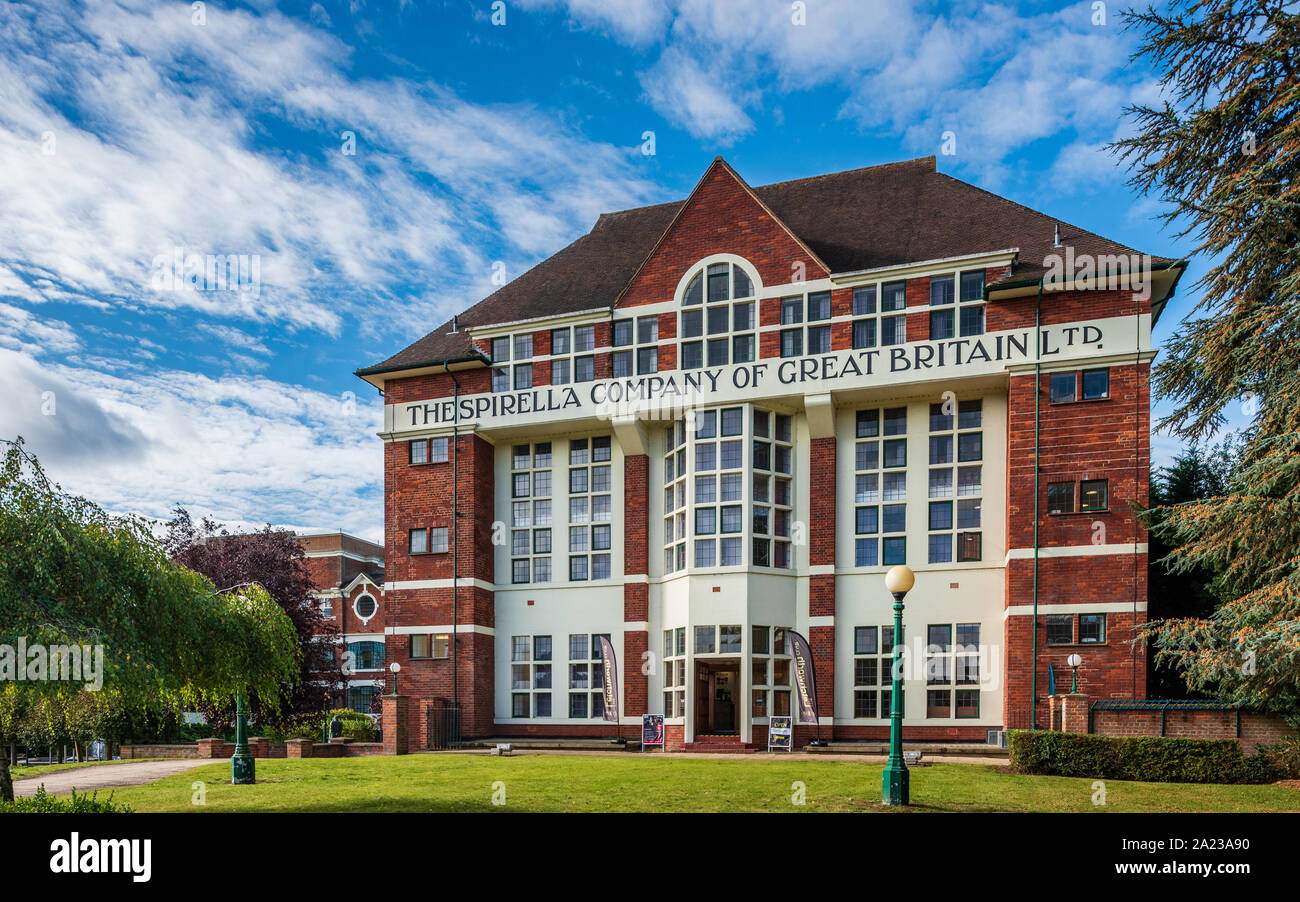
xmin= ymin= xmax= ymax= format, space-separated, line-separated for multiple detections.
xmin=695 ymin=659 xmax=740 ymax=735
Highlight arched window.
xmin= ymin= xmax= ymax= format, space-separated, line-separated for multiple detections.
xmin=678 ymin=259 xmax=759 ymax=370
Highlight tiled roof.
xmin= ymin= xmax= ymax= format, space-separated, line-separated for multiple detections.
xmin=358 ymin=156 xmax=1166 ymax=376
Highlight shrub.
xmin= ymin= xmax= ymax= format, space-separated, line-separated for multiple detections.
xmin=1259 ymin=736 xmax=1300 ymax=779
xmin=263 ymin=709 xmax=378 ymax=743
xmin=1008 ymin=730 xmax=1279 ymax=784
xmin=0 ymin=786 xmax=133 ymax=813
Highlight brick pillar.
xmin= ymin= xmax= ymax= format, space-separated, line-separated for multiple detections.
xmin=382 ymin=693 xmax=409 ymax=755
xmin=808 ymin=434 xmax=836 ymax=733
xmin=195 ymin=738 xmax=225 ymax=758
xmin=623 ymin=453 xmax=650 ymax=721
xmin=1060 ymin=693 xmax=1091 ymax=735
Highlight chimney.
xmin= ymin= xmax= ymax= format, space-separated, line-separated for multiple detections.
xmin=1053 ymin=223 xmax=1061 ymax=248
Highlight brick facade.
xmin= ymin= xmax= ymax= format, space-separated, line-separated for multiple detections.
xmin=359 ymin=156 xmax=1167 ymax=749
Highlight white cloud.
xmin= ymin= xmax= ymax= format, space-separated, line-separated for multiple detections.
xmin=539 ymin=0 xmax=1152 ymax=186
xmin=0 ymin=0 xmax=658 ymax=342
xmin=640 ymin=49 xmax=755 ymax=143
xmin=0 ymin=302 xmax=81 ymax=356
xmin=0 ymin=347 xmax=385 ymax=542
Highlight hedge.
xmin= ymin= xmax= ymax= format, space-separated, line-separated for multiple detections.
xmin=0 ymin=787 xmax=133 ymax=813
xmin=1008 ymin=730 xmax=1279 ymax=784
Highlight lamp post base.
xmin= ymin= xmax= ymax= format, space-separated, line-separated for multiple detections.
xmin=882 ymin=762 xmax=909 ymax=806
xmin=231 ymin=752 xmax=255 ymax=785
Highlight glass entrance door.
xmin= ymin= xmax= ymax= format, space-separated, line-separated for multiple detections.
xmin=694 ymin=659 xmax=740 ymax=735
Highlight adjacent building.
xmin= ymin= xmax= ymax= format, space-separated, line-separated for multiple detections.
xmin=355 ymin=156 xmax=1185 ymax=749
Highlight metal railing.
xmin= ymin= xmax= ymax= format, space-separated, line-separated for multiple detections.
xmin=1088 ymin=698 xmax=1246 ymax=736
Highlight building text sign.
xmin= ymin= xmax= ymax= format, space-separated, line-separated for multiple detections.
xmin=388 ymin=317 xmax=1147 ymax=435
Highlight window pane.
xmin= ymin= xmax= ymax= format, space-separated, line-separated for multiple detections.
xmin=780 ymin=329 xmax=802 ymax=358
xmin=1080 ymin=479 xmax=1108 ymax=511
xmin=929 ymin=435 xmax=953 ymax=465
xmin=853 ymin=285 xmax=877 ymax=315
xmin=681 ymin=341 xmax=703 ymax=370
xmin=883 ymin=439 xmax=907 ymax=468
xmin=881 ymin=281 xmax=906 ymax=311
xmin=707 ymin=264 xmax=729 ymax=302
xmin=883 ymin=407 xmax=907 ymax=435
xmin=1050 ymin=372 xmax=1077 ymax=403
xmin=928 ymin=533 xmax=952 ymax=564
xmin=929 ymin=501 xmax=953 ymax=530
xmin=929 ymin=469 xmax=953 ymax=498
xmin=1047 ymin=482 xmax=1074 ymax=514
xmin=551 ymin=328 xmax=570 ymax=354
xmin=960 ymin=305 xmax=985 ymax=336
xmin=1082 ymin=368 xmax=1109 ymax=400
xmin=929 ymin=276 xmax=955 ymax=306
xmin=960 ymin=270 xmax=985 ymax=302
xmin=856 ymin=410 xmax=879 ymax=438
xmin=855 ymin=538 xmax=878 ymax=567
xmin=733 ymin=266 xmax=753 ymax=298
xmin=1079 ymin=614 xmax=1107 ymax=644
xmin=612 ymin=320 xmax=633 ymax=347
xmin=881 ymin=315 xmax=906 ymax=345
xmin=957 ymin=433 xmax=982 ymax=462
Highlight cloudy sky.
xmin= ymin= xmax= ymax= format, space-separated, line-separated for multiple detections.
xmin=0 ymin=0 xmax=1225 ymax=542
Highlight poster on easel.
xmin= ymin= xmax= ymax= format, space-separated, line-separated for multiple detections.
xmin=642 ymin=714 xmax=664 ymax=751
xmin=767 ymin=715 xmax=793 ymax=752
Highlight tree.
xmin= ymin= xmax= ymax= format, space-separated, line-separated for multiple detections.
xmin=162 ymin=509 xmax=344 ymax=730
xmin=1145 ymin=438 xmax=1239 ymax=696
xmin=1113 ymin=1 xmax=1300 ymax=710
xmin=0 ymin=437 xmax=301 ymax=800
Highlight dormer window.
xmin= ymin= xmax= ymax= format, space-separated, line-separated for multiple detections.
xmin=680 ymin=260 xmax=758 ymax=370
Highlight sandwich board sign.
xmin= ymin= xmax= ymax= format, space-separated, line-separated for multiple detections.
xmin=768 ymin=715 xmax=793 ymax=752
xmin=642 ymin=714 xmax=665 ymax=751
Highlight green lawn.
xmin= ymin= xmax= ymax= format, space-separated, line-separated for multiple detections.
xmin=83 ymin=753 xmax=1300 ymax=813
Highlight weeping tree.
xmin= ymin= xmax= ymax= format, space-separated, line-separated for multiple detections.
xmin=0 ymin=437 xmax=301 ymax=800
xmin=162 ymin=509 xmax=343 ymax=732
xmin=1113 ymin=0 xmax=1300 ymax=710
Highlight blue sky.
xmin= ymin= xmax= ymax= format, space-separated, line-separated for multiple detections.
xmin=0 ymin=0 xmax=1233 ymax=542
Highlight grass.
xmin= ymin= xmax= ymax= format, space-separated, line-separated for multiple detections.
xmin=10 ymin=758 xmax=163 ymax=780
xmin=76 ymin=753 xmax=1300 ymax=813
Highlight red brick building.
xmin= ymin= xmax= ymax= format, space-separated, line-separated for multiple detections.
xmin=298 ymin=532 xmax=388 ymax=712
xmin=355 ymin=156 xmax=1185 ymax=749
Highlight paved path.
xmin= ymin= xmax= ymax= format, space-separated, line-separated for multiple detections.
xmin=13 ymin=759 xmax=214 ymax=798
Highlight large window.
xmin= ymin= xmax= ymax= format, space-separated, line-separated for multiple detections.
xmin=409 ymin=437 xmax=448 ymax=465
xmin=568 ymin=633 xmax=611 ymax=719
xmin=852 ymin=625 xmax=899 ymax=718
xmin=346 ymin=685 xmax=380 ymax=714
xmin=671 ymin=405 xmax=792 ymax=573
xmin=568 ymin=437 xmax=613 ymax=581
xmin=410 ymin=633 xmax=450 ymax=659
xmin=779 ymin=290 xmax=833 ymax=357
xmin=680 ymin=261 xmax=757 ymax=369
xmin=613 ymin=314 xmax=660 ymax=376
xmin=751 ymin=626 xmax=791 ymax=719
xmin=510 ymin=443 xmax=553 ymax=584
xmin=1050 ymin=367 xmax=1110 ymax=404
xmin=347 ymin=641 xmax=385 ymax=671
xmin=928 ymin=399 xmax=983 ymax=564
xmin=511 ymin=635 xmax=553 ymax=718
xmin=854 ymin=407 xmax=907 ymax=567
xmin=546 ymin=324 xmax=597 ymax=386
xmin=662 ymin=627 xmax=687 ymax=718
xmin=924 ymin=622 xmax=981 ymax=718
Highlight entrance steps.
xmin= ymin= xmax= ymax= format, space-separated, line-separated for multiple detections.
xmin=681 ymin=733 xmax=757 ymax=754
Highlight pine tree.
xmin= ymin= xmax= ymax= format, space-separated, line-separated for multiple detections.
xmin=1113 ymin=0 xmax=1300 ymax=710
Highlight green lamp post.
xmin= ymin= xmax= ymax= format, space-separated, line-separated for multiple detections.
xmin=1068 ymin=653 xmax=1082 ymax=693
xmin=231 ymin=692 xmax=255 ymax=784
xmin=882 ymin=564 xmax=914 ymax=806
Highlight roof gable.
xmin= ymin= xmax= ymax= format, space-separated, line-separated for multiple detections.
xmin=617 ymin=158 xmax=829 ymax=308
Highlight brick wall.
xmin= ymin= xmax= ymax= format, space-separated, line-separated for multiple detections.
xmin=1090 ymin=709 xmax=1293 ymax=754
